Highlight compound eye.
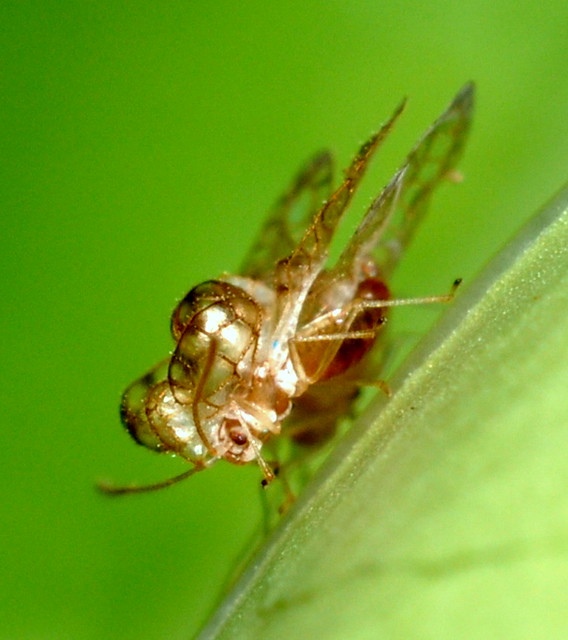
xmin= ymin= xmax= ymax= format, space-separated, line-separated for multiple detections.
xmin=216 ymin=419 xmax=258 ymax=465
xmin=229 ymin=426 xmax=248 ymax=447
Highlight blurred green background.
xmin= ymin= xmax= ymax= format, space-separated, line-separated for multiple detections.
xmin=1 ymin=2 xmax=567 ymax=638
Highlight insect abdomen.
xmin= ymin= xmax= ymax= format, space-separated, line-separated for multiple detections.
xmin=319 ymin=277 xmax=389 ymax=380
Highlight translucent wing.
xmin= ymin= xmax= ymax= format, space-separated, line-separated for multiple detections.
xmin=274 ymin=99 xmax=407 ymax=296
xmin=240 ymin=152 xmax=334 ymax=280
xmin=331 ymin=83 xmax=475 ymax=284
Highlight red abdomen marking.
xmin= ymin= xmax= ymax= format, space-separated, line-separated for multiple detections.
xmin=319 ymin=277 xmax=389 ymax=380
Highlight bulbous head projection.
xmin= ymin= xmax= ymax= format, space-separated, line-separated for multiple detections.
xmin=168 ymin=280 xmax=262 ymax=409
xmin=121 ymin=279 xmax=279 ymax=472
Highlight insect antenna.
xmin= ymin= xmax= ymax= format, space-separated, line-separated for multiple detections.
xmin=96 ymin=466 xmax=202 ymax=496
xmin=248 ymin=436 xmax=276 ymax=485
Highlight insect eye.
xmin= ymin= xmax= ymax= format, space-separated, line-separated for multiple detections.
xmin=228 ymin=427 xmax=248 ymax=446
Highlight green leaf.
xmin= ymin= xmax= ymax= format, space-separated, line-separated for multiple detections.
xmin=199 ymin=182 xmax=568 ymax=640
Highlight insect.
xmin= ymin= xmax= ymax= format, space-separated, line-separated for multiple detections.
xmin=100 ymin=83 xmax=474 ymax=495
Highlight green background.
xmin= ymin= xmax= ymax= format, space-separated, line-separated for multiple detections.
xmin=1 ymin=2 xmax=566 ymax=639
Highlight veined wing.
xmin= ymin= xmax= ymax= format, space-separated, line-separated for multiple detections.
xmin=331 ymin=83 xmax=475 ymax=284
xmin=264 ymin=101 xmax=406 ymax=370
xmin=274 ymin=98 xmax=407 ymax=295
xmin=240 ymin=151 xmax=334 ymax=281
